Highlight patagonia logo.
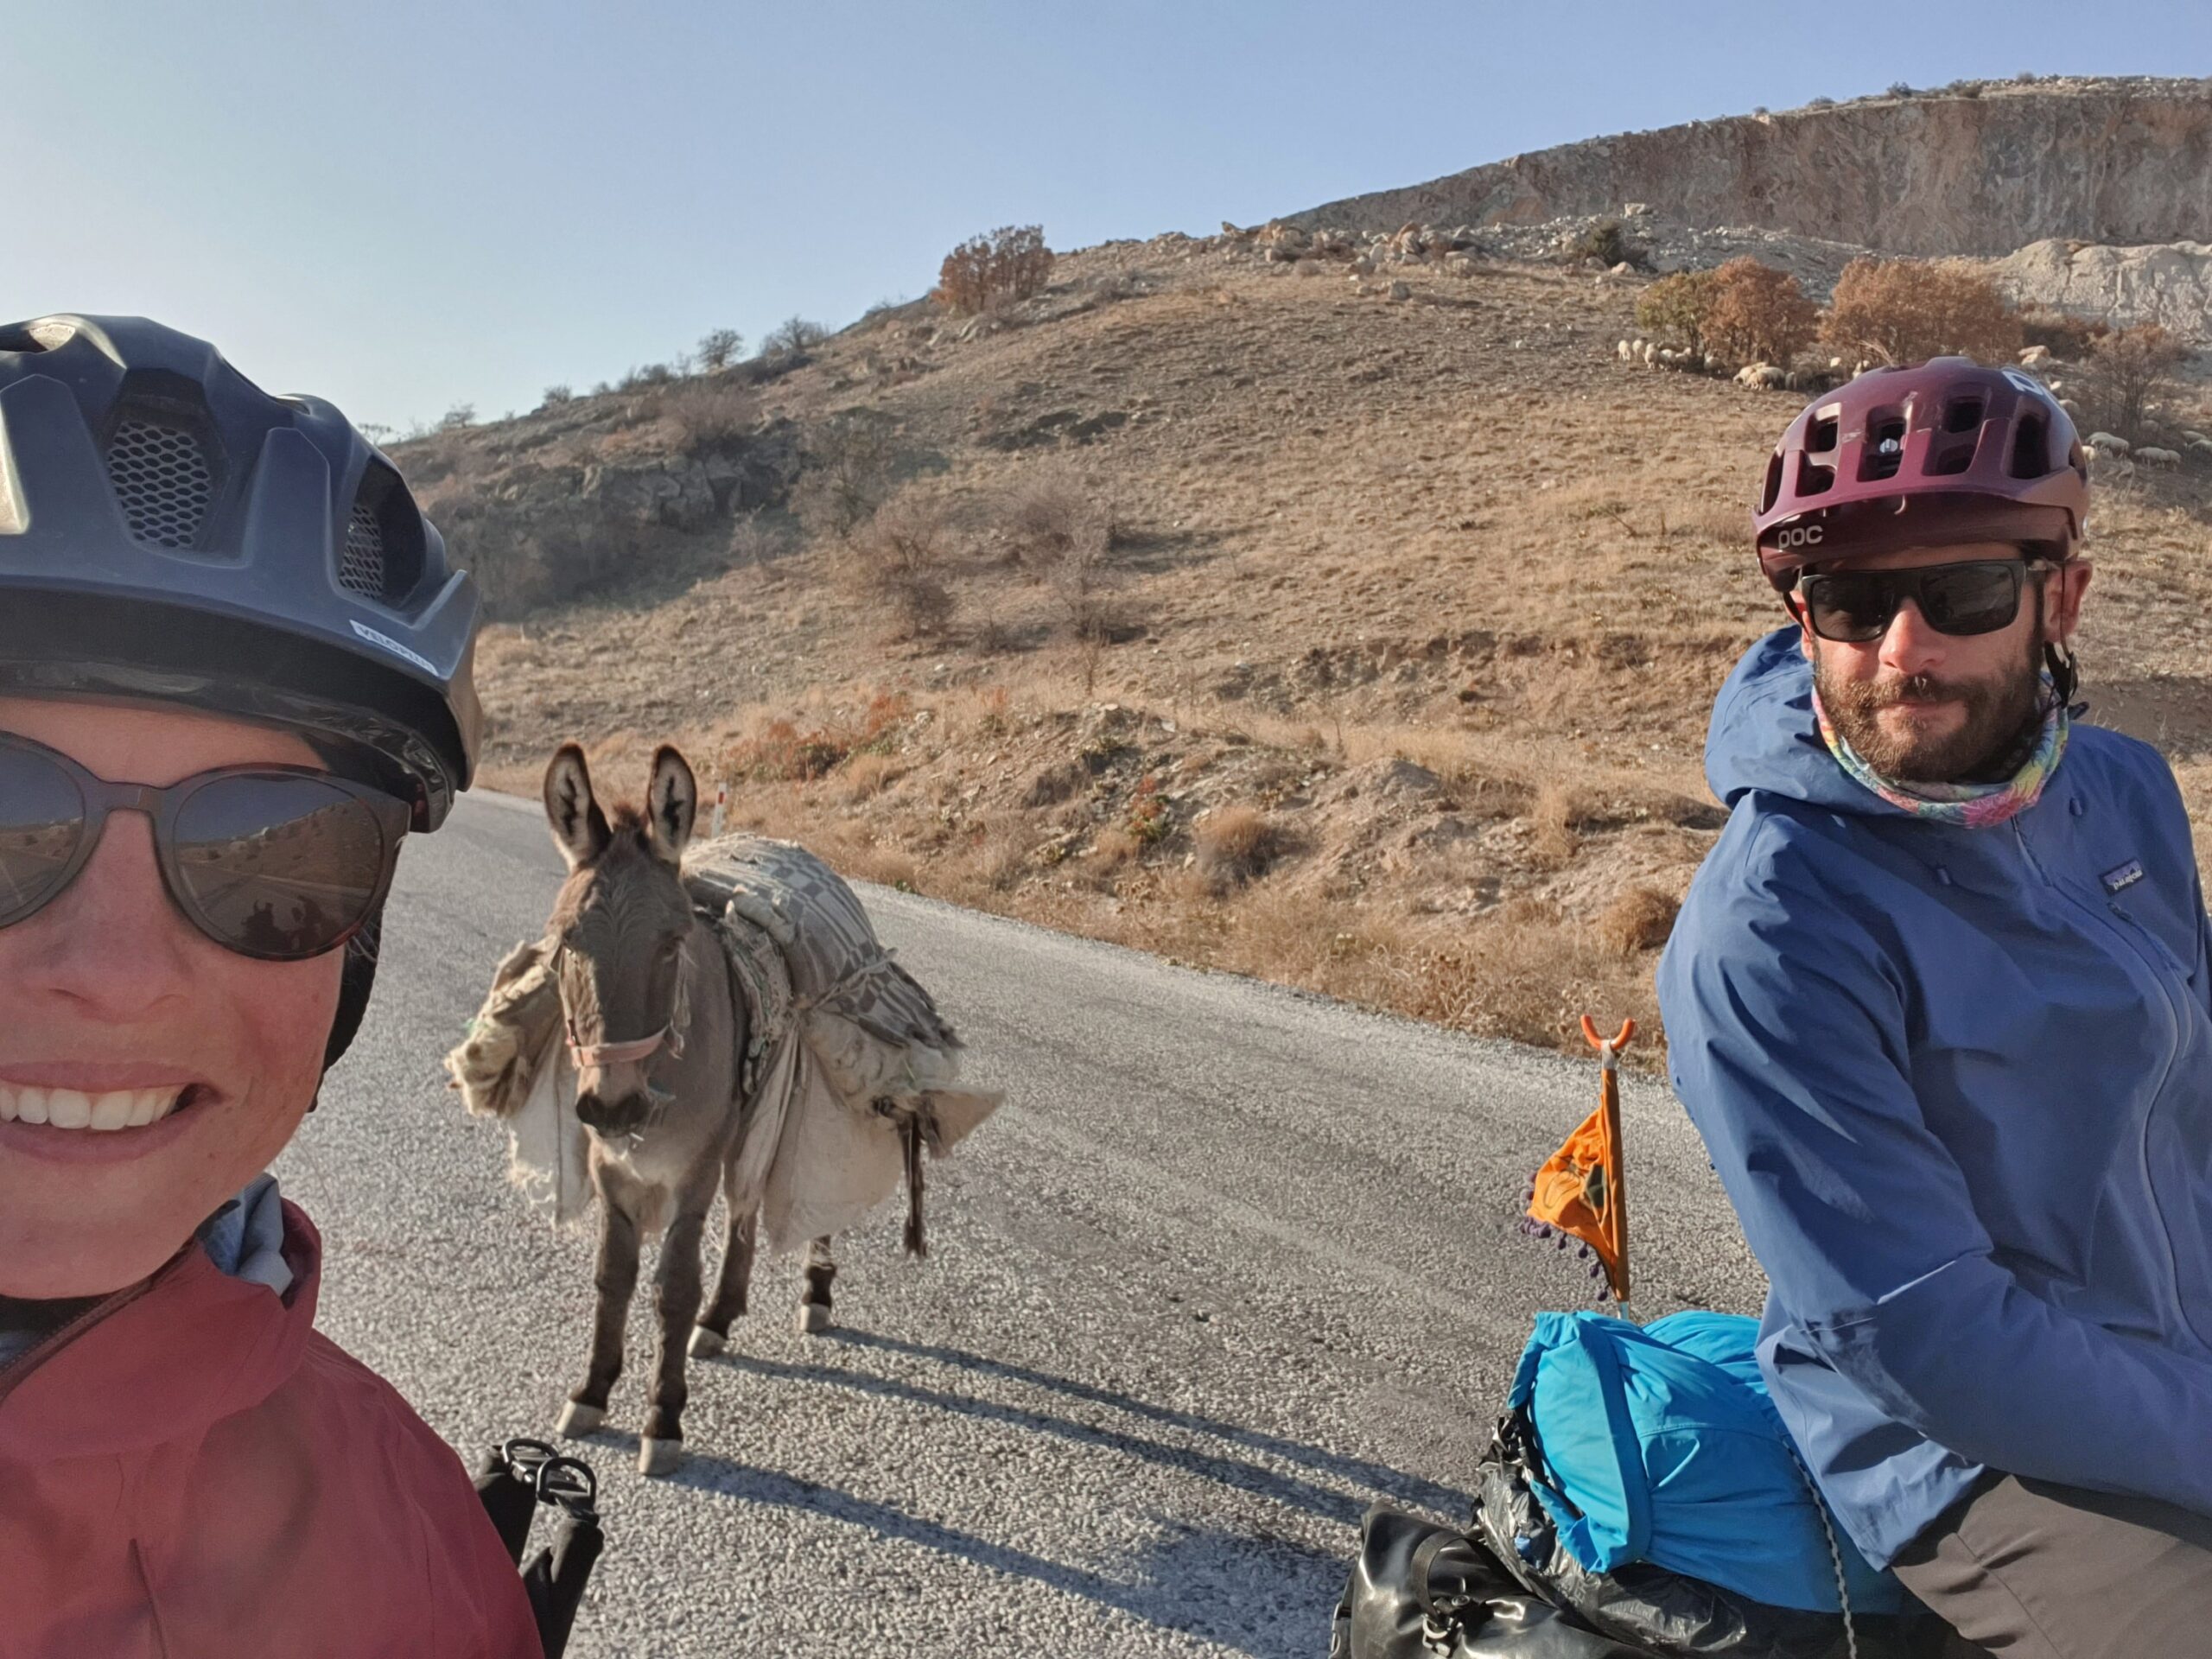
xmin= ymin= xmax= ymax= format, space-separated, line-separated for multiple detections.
xmin=351 ymin=620 xmax=437 ymax=676
xmin=2101 ymin=859 xmax=2145 ymax=894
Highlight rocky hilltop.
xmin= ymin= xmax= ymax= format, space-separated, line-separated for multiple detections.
xmin=1290 ymin=78 xmax=2212 ymax=257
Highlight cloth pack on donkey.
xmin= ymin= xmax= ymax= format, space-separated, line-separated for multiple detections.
xmin=679 ymin=833 xmax=1000 ymax=1253
xmin=1334 ymin=1311 xmax=1936 ymax=1659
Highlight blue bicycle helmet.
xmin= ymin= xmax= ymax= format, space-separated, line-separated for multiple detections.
xmin=0 ymin=314 xmax=483 ymax=1064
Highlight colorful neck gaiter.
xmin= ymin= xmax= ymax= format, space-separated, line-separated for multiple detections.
xmin=1812 ymin=679 xmax=2069 ymax=828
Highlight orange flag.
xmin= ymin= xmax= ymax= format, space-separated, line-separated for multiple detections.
xmin=1525 ymin=1016 xmax=1633 ymax=1305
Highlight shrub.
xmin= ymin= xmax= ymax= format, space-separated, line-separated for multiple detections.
xmin=842 ymin=492 xmax=956 ymax=638
xmin=1807 ymin=95 xmax=1835 ymax=108
xmin=697 ymin=328 xmax=743 ymax=371
xmin=539 ymin=385 xmax=573 ymax=408
xmin=2018 ymin=306 xmax=2107 ymax=360
xmin=1004 ymin=464 xmax=1112 ymax=566
xmin=761 ymin=315 xmax=830 ymax=357
xmin=2083 ymin=323 xmax=2188 ymax=444
xmin=728 ymin=510 xmax=787 ymax=567
xmin=1597 ymin=886 xmax=1680 ymax=956
xmin=1702 ymin=257 xmax=1819 ymax=365
xmin=1635 ymin=270 xmax=1716 ymax=355
xmin=936 ymin=225 xmax=1054 ymax=316
xmin=658 ymin=381 xmax=755 ymax=454
xmin=1194 ymin=804 xmax=1280 ymax=890
xmin=619 ymin=363 xmax=676 ymax=391
xmin=1888 ymin=81 xmax=1915 ymax=98
xmin=1570 ymin=219 xmax=1645 ymax=270
xmin=1125 ymin=775 xmax=1168 ymax=845
xmin=717 ymin=692 xmax=910 ymax=784
xmin=1820 ymin=257 xmax=2021 ymax=366
xmin=790 ymin=412 xmax=899 ymax=542
xmin=439 ymin=403 xmax=476 ymax=430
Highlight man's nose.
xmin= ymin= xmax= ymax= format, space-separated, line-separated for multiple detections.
xmin=18 ymin=810 xmax=197 ymax=1018
xmin=1878 ymin=595 xmax=1948 ymax=677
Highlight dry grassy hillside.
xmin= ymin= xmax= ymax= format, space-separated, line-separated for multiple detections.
xmin=403 ymin=237 xmax=2212 ymax=1069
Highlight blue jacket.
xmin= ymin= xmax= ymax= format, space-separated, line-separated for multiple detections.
xmin=1657 ymin=627 xmax=2212 ymax=1568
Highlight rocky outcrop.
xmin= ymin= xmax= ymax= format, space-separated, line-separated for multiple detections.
xmin=1993 ymin=238 xmax=2212 ymax=339
xmin=1287 ymin=79 xmax=2212 ymax=258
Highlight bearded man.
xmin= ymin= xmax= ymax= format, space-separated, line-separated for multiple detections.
xmin=1659 ymin=358 xmax=2212 ymax=1657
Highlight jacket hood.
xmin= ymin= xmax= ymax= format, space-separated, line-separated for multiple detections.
xmin=1706 ymin=626 xmax=1907 ymax=818
xmin=0 ymin=1201 xmax=321 ymax=1462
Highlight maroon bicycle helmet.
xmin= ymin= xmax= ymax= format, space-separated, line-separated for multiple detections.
xmin=1752 ymin=356 xmax=2089 ymax=593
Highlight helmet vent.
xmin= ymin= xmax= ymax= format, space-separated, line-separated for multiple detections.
xmin=2010 ymin=414 xmax=2049 ymax=480
xmin=106 ymin=416 xmax=214 ymax=550
xmin=1861 ymin=415 xmax=1907 ymax=482
xmin=1942 ymin=399 xmax=1986 ymax=434
xmin=339 ymin=499 xmax=387 ymax=598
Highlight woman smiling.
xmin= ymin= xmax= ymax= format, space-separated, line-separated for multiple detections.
xmin=0 ymin=315 xmax=539 ymax=1656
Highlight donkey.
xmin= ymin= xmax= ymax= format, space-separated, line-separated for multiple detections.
xmin=540 ymin=741 xmax=840 ymax=1476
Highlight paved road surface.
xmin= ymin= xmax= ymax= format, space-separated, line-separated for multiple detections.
xmin=283 ymin=791 xmax=1764 ymax=1657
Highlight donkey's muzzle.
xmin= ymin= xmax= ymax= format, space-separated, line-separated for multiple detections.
xmin=575 ymin=1090 xmax=650 ymax=1135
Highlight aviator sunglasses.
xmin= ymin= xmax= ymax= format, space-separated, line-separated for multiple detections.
xmin=1793 ymin=558 xmax=2052 ymax=645
xmin=0 ymin=732 xmax=409 ymax=961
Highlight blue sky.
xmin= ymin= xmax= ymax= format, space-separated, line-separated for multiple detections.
xmin=10 ymin=1 xmax=2207 ymax=430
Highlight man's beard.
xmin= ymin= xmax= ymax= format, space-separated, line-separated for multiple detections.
xmin=1815 ymin=631 xmax=2047 ymax=785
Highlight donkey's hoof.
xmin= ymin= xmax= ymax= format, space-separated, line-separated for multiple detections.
xmin=797 ymin=1301 xmax=834 ymax=1334
xmin=688 ymin=1324 xmax=727 ymax=1359
xmin=639 ymin=1436 xmax=685 ymax=1478
xmin=556 ymin=1401 xmax=606 ymax=1439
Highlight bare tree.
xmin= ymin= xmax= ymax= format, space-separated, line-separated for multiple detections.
xmin=2084 ymin=323 xmax=2186 ymax=443
xmin=762 ymin=316 xmax=830 ymax=357
xmin=697 ymin=328 xmax=743 ymax=371
xmin=790 ymin=412 xmax=899 ymax=542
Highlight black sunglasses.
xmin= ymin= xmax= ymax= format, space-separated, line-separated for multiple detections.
xmin=1794 ymin=559 xmax=2050 ymax=645
xmin=0 ymin=733 xmax=408 ymax=960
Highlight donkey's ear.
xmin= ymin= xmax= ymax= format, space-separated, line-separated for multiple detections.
xmin=543 ymin=742 xmax=611 ymax=870
xmin=645 ymin=745 xmax=697 ymax=867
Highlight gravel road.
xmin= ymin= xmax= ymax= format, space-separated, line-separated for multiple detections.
xmin=282 ymin=790 xmax=1764 ymax=1657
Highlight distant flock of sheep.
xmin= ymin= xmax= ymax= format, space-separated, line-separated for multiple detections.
xmin=1615 ymin=337 xmax=2211 ymax=472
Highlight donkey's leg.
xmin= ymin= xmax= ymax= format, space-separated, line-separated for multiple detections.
xmin=797 ymin=1235 xmax=837 ymax=1334
xmin=559 ymin=1195 xmax=640 ymax=1439
xmin=639 ymin=1192 xmax=712 ymax=1477
xmin=690 ymin=1203 xmax=757 ymax=1358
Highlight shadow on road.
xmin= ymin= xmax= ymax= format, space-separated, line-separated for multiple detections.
xmin=824 ymin=1328 xmax=1465 ymax=1516
xmin=694 ymin=1327 xmax=1461 ymax=1525
xmin=667 ymin=1454 xmax=1345 ymax=1657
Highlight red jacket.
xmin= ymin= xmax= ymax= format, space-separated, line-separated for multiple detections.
xmin=0 ymin=1202 xmax=542 ymax=1658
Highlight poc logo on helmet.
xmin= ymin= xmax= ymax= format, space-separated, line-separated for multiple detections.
xmin=1775 ymin=524 xmax=1824 ymax=550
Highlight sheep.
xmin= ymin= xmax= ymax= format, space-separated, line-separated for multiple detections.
xmin=2019 ymin=345 xmax=2053 ymax=368
xmin=2138 ymin=446 xmax=2182 ymax=467
xmin=1641 ymin=341 xmax=1659 ymax=367
xmin=1618 ymin=340 xmax=1635 ymax=361
xmin=2087 ymin=431 xmax=2132 ymax=455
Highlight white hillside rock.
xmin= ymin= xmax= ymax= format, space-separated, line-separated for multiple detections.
xmin=1994 ymin=238 xmax=2212 ymax=343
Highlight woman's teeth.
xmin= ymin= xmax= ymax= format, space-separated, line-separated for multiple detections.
xmin=0 ymin=1084 xmax=189 ymax=1131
